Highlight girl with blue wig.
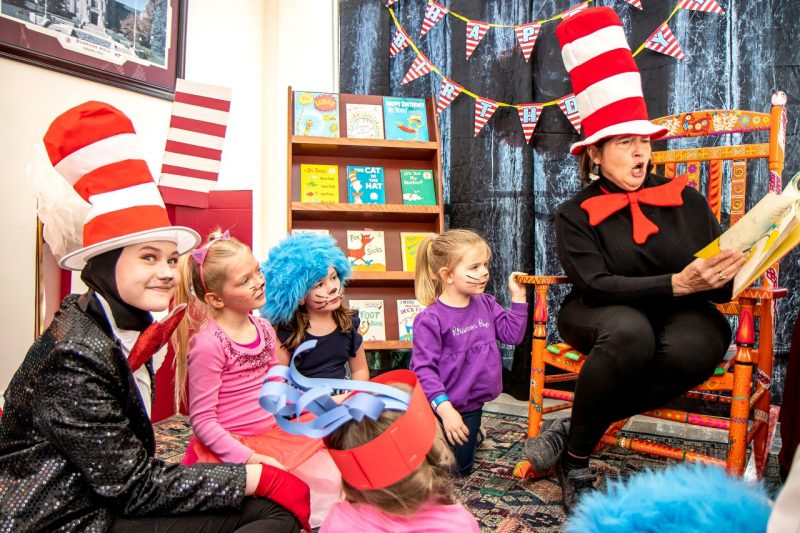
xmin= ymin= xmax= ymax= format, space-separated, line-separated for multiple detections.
xmin=261 ymin=234 xmax=369 ymax=383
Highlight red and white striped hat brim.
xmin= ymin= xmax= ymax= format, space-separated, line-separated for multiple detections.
xmin=556 ymin=7 xmax=667 ymax=155
xmin=44 ymin=101 xmax=199 ymax=270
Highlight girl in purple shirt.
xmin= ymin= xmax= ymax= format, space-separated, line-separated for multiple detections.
xmin=410 ymin=229 xmax=528 ymax=476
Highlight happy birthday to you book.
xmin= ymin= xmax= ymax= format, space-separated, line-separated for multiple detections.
xmin=696 ymin=170 xmax=800 ymax=297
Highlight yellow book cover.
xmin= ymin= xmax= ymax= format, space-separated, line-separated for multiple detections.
xmin=400 ymin=232 xmax=435 ymax=272
xmin=300 ymin=164 xmax=339 ymax=203
xmin=696 ymin=170 xmax=800 ymax=297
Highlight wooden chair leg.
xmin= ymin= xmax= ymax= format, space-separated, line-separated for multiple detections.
xmin=727 ymin=298 xmax=756 ymax=476
xmin=528 ymin=286 xmax=549 ymax=438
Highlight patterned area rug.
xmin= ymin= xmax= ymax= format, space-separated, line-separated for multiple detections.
xmin=153 ymin=413 xmax=783 ymax=533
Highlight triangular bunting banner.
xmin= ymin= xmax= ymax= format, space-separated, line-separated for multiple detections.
xmin=474 ymin=98 xmax=498 ymax=136
xmin=465 ymin=20 xmax=490 ymax=59
xmin=402 ymin=54 xmax=434 ymax=84
xmin=517 ymin=104 xmax=541 ymax=143
xmin=420 ymin=1 xmax=449 ymax=38
xmin=677 ymin=0 xmax=725 ymax=14
xmin=515 ymin=22 xmax=541 ymax=62
xmin=386 ymin=0 xmax=398 ymax=6
xmin=560 ymin=3 xmax=589 ymax=19
xmin=437 ymin=78 xmax=463 ymax=116
xmin=389 ymin=28 xmax=410 ymax=57
xmin=558 ymin=94 xmax=582 ymax=133
xmin=646 ymin=23 xmax=686 ymax=60
xmin=622 ymin=0 xmax=643 ymax=9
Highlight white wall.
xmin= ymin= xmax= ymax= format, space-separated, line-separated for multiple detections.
xmin=0 ymin=0 xmax=337 ymax=396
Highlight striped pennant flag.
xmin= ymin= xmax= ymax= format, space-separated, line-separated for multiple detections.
xmin=646 ymin=23 xmax=686 ymax=60
xmin=473 ymin=97 xmax=498 ymax=136
xmin=402 ymin=54 xmax=434 ymax=84
xmin=389 ymin=28 xmax=410 ymax=57
xmin=558 ymin=93 xmax=583 ymax=133
xmin=517 ymin=104 xmax=541 ymax=143
xmin=677 ymin=0 xmax=725 ymax=14
xmin=420 ymin=1 xmax=449 ymax=38
xmin=559 ymin=2 xmax=589 ymax=19
xmin=436 ymin=78 xmax=463 ymax=116
xmin=465 ymin=19 xmax=490 ymax=59
xmin=622 ymin=0 xmax=643 ymax=9
xmin=159 ymin=79 xmax=231 ymax=208
xmin=386 ymin=0 xmax=398 ymax=6
xmin=515 ymin=22 xmax=541 ymax=62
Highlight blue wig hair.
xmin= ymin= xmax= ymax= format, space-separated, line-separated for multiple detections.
xmin=260 ymin=233 xmax=351 ymax=325
xmin=567 ymin=463 xmax=771 ymax=533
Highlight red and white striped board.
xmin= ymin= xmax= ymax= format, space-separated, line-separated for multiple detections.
xmin=473 ymin=98 xmax=498 ymax=136
xmin=465 ymin=20 xmax=490 ymax=59
xmin=515 ymin=22 xmax=541 ymax=62
xmin=437 ymin=78 xmax=463 ymax=116
xmin=677 ymin=0 xmax=725 ymax=14
xmin=646 ymin=23 xmax=686 ymax=60
xmin=158 ymin=79 xmax=232 ymax=208
xmin=420 ymin=1 xmax=449 ymax=38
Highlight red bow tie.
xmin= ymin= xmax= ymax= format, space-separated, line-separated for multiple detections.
xmin=128 ymin=304 xmax=187 ymax=373
xmin=580 ymin=174 xmax=688 ymax=245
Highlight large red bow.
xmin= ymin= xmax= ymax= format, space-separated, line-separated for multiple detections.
xmin=128 ymin=304 xmax=187 ymax=373
xmin=580 ymin=174 xmax=688 ymax=245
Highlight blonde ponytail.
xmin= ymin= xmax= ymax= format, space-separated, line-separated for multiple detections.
xmin=414 ymin=236 xmax=439 ymax=306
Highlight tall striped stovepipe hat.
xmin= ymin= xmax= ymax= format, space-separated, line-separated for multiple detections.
xmin=43 ymin=101 xmax=200 ymax=270
xmin=556 ymin=6 xmax=668 ymax=155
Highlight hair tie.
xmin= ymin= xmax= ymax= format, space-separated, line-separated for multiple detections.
xmin=190 ymin=229 xmax=231 ymax=292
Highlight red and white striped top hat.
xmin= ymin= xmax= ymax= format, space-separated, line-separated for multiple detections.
xmin=556 ymin=7 xmax=667 ymax=155
xmin=44 ymin=101 xmax=200 ymax=271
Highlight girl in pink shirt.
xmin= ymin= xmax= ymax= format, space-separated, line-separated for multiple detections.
xmin=173 ymin=230 xmax=341 ymax=528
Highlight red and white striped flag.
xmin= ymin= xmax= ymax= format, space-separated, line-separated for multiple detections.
xmin=560 ymin=2 xmax=589 ymax=19
xmin=646 ymin=23 xmax=686 ymax=60
xmin=159 ymin=79 xmax=231 ymax=208
xmin=473 ymin=98 xmax=498 ymax=136
xmin=465 ymin=20 xmax=490 ymax=59
xmin=437 ymin=78 xmax=463 ymax=116
xmin=389 ymin=28 xmax=410 ymax=57
xmin=558 ymin=94 xmax=582 ymax=133
xmin=515 ymin=22 xmax=541 ymax=62
xmin=622 ymin=0 xmax=643 ymax=9
xmin=386 ymin=0 xmax=398 ymax=6
xmin=402 ymin=54 xmax=434 ymax=84
xmin=420 ymin=1 xmax=449 ymax=38
xmin=677 ymin=0 xmax=725 ymax=14
xmin=517 ymin=104 xmax=541 ymax=143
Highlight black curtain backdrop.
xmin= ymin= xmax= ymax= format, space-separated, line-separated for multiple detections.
xmin=338 ymin=0 xmax=800 ymax=401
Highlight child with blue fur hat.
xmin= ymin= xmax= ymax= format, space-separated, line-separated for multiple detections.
xmin=262 ymin=233 xmax=370 ymax=383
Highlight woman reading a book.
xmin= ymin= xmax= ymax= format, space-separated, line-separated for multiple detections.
xmin=523 ymin=8 xmax=747 ymax=512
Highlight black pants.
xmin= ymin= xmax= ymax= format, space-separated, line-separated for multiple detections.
xmin=558 ymin=298 xmax=731 ymax=458
xmin=109 ymin=498 xmax=301 ymax=533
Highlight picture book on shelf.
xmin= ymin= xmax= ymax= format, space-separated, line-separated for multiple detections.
xmin=696 ymin=170 xmax=800 ymax=297
xmin=349 ymin=299 xmax=386 ymax=342
xmin=300 ymin=164 xmax=339 ymax=203
xmin=291 ymin=229 xmax=330 ymax=236
xmin=400 ymin=169 xmax=436 ymax=205
xmin=397 ymin=299 xmax=425 ymax=341
xmin=383 ymin=97 xmax=429 ymax=141
xmin=346 ymin=230 xmax=386 ymax=271
xmin=347 ymin=166 xmax=385 ymax=204
xmin=400 ymin=232 xmax=436 ymax=272
xmin=293 ymin=92 xmax=339 ymax=137
xmin=346 ymin=103 xmax=384 ymax=139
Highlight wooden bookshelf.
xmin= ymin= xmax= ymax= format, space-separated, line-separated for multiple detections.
xmin=287 ymin=87 xmax=444 ymax=350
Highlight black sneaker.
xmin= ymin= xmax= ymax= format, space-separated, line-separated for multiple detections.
xmin=555 ymin=460 xmax=596 ymax=513
xmin=524 ymin=417 xmax=570 ymax=473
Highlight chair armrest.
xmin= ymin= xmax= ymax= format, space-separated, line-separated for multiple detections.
xmin=516 ymin=275 xmax=569 ymax=286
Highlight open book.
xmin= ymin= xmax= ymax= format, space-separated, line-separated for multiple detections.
xmin=696 ymin=171 xmax=800 ymax=298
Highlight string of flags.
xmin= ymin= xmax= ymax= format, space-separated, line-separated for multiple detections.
xmin=388 ymin=0 xmax=725 ymax=141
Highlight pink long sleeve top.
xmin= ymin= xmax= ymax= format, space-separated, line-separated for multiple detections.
xmin=187 ymin=316 xmax=278 ymax=463
xmin=320 ymin=500 xmax=480 ymax=533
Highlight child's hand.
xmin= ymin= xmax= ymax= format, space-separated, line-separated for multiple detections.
xmin=437 ymin=402 xmax=469 ymax=446
xmin=247 ymin=452 xmax=287 ymax=470
xmin=508 ymin=272 xmax=528 ymax=303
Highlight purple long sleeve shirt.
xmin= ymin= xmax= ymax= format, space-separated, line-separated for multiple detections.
xmin=410 ymin=293 xmax=528 ymax=413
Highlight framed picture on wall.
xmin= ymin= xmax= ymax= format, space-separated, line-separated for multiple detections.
xmin=0 ymin=0 xmax=186 ymax=100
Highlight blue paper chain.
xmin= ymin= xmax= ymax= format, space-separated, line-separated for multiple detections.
xmin=258 ymin=340 xmax=411 ymax=438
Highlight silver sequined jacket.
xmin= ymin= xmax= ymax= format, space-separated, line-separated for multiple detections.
xmin=0 ymin=294 xmax=248 ymax=532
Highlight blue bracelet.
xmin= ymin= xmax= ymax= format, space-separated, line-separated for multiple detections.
xmin=430 ymin=393 xmax=450 ymax=411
